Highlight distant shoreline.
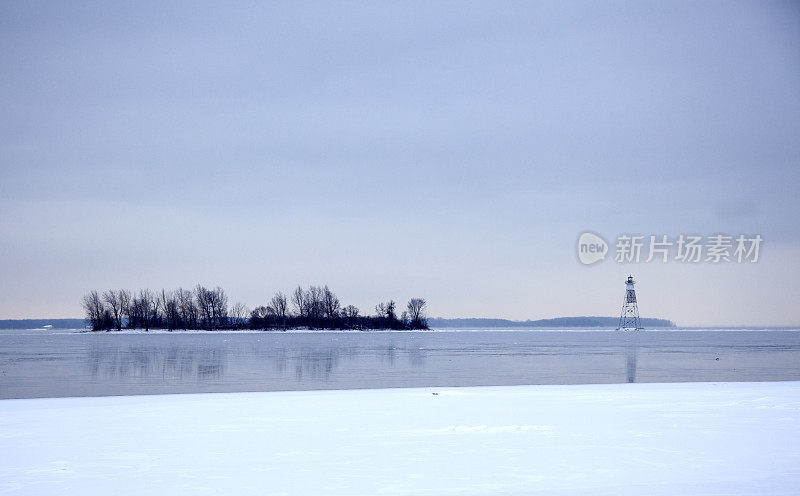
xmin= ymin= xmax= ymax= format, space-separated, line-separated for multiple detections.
xmin=3 ymin=322 xmax=799 ymax=333
xmin=0 ymin=316 xmax=674 ymax=330
xmin=5 ymin=317 xmax=800 ymax=331
xmin=428 ymin=317 xmax=676 ymax=328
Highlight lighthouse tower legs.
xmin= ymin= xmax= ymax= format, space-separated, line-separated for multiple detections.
xmin=618 ymin=275 xmax=643 ymax=330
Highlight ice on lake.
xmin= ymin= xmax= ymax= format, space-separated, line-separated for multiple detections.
xmin=1 ymin=328 xmax=799 ymax=399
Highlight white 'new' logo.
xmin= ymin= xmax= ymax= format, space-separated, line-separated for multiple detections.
xmin=577 ymin=232 xmax=608 ymax=265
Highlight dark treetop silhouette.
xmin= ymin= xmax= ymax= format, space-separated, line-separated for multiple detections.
xmin=82 ymin=285 xmax=428 ymax=331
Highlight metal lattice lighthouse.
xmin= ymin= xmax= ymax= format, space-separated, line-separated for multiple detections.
xmin=618 ymin=275 xmax=643 ymax=330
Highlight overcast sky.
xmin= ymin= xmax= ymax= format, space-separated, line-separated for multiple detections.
xmin=1 ymin=1 xmax=799 ymax=325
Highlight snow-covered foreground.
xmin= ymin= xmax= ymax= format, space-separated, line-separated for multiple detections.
xmin=1 ymin=383 xmax=799 ymax=495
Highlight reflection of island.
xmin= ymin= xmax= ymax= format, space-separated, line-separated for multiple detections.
xmin=261 ymin=345 xmax=426 ymax=381
xmin=292 ymin=349 xmax=340 ymax=381
xmin=86 ymin=341 xmax=428 ymax=385
xmin=87 ymin=345 xmax=227 ymax=381
xmin=286 ymin=346 xmax=426 ymax=381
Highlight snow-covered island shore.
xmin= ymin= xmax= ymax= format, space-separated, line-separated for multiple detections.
xmin=1 ymin=382 xmax=799 ymax=495
xmin=63 ymin=327 xmax=800 ymax=334
xmin=74 ymin=327 xmax=428 ymax=334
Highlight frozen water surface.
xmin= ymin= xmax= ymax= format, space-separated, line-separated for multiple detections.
xmin=1 ymin=329 xmax=798 ymax=399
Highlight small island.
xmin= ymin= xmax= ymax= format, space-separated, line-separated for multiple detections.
xmin=82 ymin=285 xmax=429 ymax=332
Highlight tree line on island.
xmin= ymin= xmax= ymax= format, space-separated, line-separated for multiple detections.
xmin=82 ymin=285 xmax=428 ymax=332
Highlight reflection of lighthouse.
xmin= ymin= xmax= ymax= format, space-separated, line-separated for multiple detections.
xmin=617 ymin=275 xmax=643 ymax=330
xmin=626 ymin=345 xmax=638 ymax=383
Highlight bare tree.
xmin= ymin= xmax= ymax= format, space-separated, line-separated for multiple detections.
xmin=291 ymin=285 xmax=306 ymax=318
xmin=128 ymin=293 xmax=143 ymax=329
xmin=322 ymin=285 xmax=340 ymax=319
xmin=157 ymin=289 xmax=169 ymax=328
xmin=176 ymin=287 xmax=196 ymax=329
xmin=119 ymin=289 xmax=131 ymax=329
xmin=193 ymin=285 xmax=228 ymax=330
xmin=103 ymin=289 xmax=123 ymax=331
xmin=82 ymin=290 xmax=109 ymax=331
xmin=230 ymin=302 xmax=248 ymax=328
xmin=195 ymin=285 xmax=214 ymax=329
xmin=267 ymin=292 xmax=289 ymax=328
xmin=306 ymin=286 xmax=324 ymax=321
xmin=158 ymin=289 xmax=180 ymax=330
xmin=406 ymin=298 xmax=427 ymax=329
xmin=342 ymin=305 xmax=359 ymax=319
xmin=210 ymin=286 xmax=228 ymax=328
xmin=385 ymin=300 xmax=396 ymax=322
xmin=168 ymin=292 xmax=180 ymax=329
xmin=374 ymin=301 xmax=396 ymax=328
xmin=342 ymin=305 xmax=359 ymax=328
xmin=250 ymin=305 xmax=268 ymax=329
xmin=134 ymin=289 xmax=156 ymax=331
xmin=268 ymin=292 xmax=288 ymax=318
